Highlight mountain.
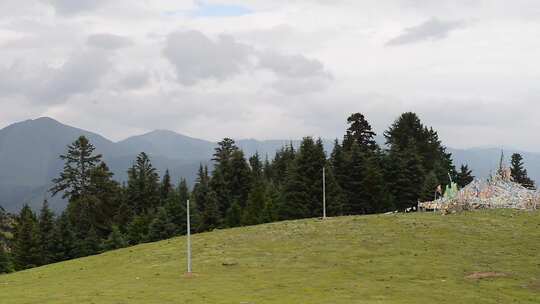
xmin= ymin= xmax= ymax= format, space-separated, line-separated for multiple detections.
xmin=0 ymin=117 xmax=539 ymax=212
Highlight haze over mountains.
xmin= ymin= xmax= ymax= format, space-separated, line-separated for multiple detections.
xmin=0 ymin=117 xmax=538 ymax=212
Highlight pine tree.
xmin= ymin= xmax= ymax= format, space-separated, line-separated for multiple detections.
xmin=126 ymin=215 xmax=151 ymax=245
xmin=12 ymin=205 xmax=40 ymax=270
xmin=51 ymin=212 xmax=76 ymax=262
xmin=360 ymin=156 xmax=389 ymax=213
xmin=37 ymin=200 xmax=55 ymax=265
xmin=0 ymin=244 xmax=12 ymax=274
xmin=127 ymin=152 xmax=160 ymax=215
xmin=270 ymin=143 xmax=296 ymax=186
xmin=342 ymin=113 xmax=378 ymax=152
xmin=510 ymin=153 xmax=536 ymax=189
xmin=386 ymin=146 xmax=425 ymax=210
xmin=76 ymin=226 xmax=101 ymax=257
xmin=147 ymin=208 xmax=176 ymax=242
xmin=280 ymin=162 xmax=310 ymax=220
xmin=225 ymin=200 xmax=243 ymax=227
xmin=242 ymin=182 xmax=266 ymax=225
xmin=197 ymin=191 xmax=221 ymax=232
xmin=164 ymin=178 xmax=190 ymax=235
xmin=341 ymin=142 xmax=366 ymax=214
xmin=420 ymin=171 xmax=440 ymax=202
xmin=103 ymin=225 xmax=127 ymax=251
xmin=229 ymin=150 xmax=252 ymax=209
xmin=50 ymin=136 xmax=102 ymax=200
xmin=322 ymin=164 xmax=345 ymax=216
xmin=86 ymin=162 xmax=122 ymax=236
xmin=456 ymin=165 xmax=474 ymax=188
xmin=160 ymin=169 xmax=173 ymax=202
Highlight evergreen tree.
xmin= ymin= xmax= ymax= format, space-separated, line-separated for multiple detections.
xmin=147 ymin=208 xmax=176 ymax=242
xmin=386 ymin=147 xmax=425 ymax=210
xmin=126 ymin=215 xmax=151 ymax=245
xmin=242 ymin=182 xmax=266 ymax=225
xmin=322 ymin=164 xmax=346 ymax=216
xmin=456 ymin=165 xmax=474 ymax=188
xmin=86 ymin=162 xmax=122 ymax=236
xmin=360 ymin=156 xmax=389 ymax=213
xmin=103 ymin=225 xmax=127 ymax=251
xmin=261 ymin=184 xmax=280 ymax=223
xmin=197 ymin=191 xmax=221 ymax=232
xmin=51 ymin=212 xmax=76 ymax=262
xmin=342 ymin=113 xmax=378 ymax=152
xmin=226 ymin=200 xmax=243 ymax=227
xmin=50 ymin=136 xmax=102 ymax=200
xmin=160 ymin=169 xmax=173 ymax=202
xmin=270 ymin=143 xmax=296 ymax=186
xmin=420 ymin=171 xmax=440 ymax=202
xmin=12 ymin=205 xmax=40 ymax=270
xmin=37 ymin=200 xmax=55 ymax=265
xmin=0 ymin=244 xmax=12 ymax=274
xmin=280 ymin=162 xmax=310 ymax=219
xmin=341 ymin=142 xmax=366 ymax=214
xmin=164 ymin=178 xmax=190 ymax=235
xmin=76 ymin=226 xmax=101 ymax=257
xmin=510 ymin=153 xmax=536 ymax=189
xmin=229 ymin=150 xmax=252 ymax=209
xmin=126 ymin=152 xmax=160 ymax=215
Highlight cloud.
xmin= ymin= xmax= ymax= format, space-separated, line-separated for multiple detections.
xmin=162 ymin=30 xmax=332 ymax=93
xmin=43 ymin=0 xmax=106 ymax=15
xmin=163 ymin=31 xmax=252 ymax=85
xmin=87 ymin=34 xmax=133 ymax=50
xmin=386 ymin=18 xmax=467 ymax=46
xmin=0 ymin=50 xmax=112 ymax=104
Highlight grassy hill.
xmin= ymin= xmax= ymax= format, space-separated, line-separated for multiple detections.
xmin=1 ymin=210 xmax=539 ymax=303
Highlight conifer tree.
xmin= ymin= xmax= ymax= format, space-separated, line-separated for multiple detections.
xmin=420 ymin=171 xmax=440 ymax=202
xmin=160 ymin=169 xmax=173 ymax=202
xmin=126 ymin=215 xmax=151 ymax=245
xmin=51 ymin=212 xmax=76 ymax=262
xmin=164 ymin=178 xmax=190 ymax=235
xmin=12 ymin=205 xmax=40 ymax=270
xmin=456 ymin=165 xmax=474 ymax=188
xmin=322 ymin=164 xmax=346 ymax=216
xmin=147 ymin=208 xmax=176 ymax=242
xmin=270 ymin=143 xmax=296 ymax=186
xmin=242 ymin=182 xmax=266 ymax=225
xmin=341 ymin=142 xmax=366 ymax=214
xmin=197 ymin=191 xmax=221 ymax=232
xmin=103 ymin=225 xmax=127 ymax=251
xmin=280 ymin=162 xmax=310 ymax=219
xmin=37 ymin=200 xmax=55 ymax=265
xmin=127 ymin=152 xmax=160 ymax=215
xmin=0 ymin=243 xmax=11 ymax=274
xmin=342 ymin=113 xmax=378 ymax=152
xmin=229 ymin=150 xmax=252 ymax=209
xmin=225 ymin=200 xmax=242 ymax=227
xmin=360 ymin=156 xmax=389 ymax=213
xmin=50 ymin=136 xmax=102 ymax=200
xmin=510 ymin=153 xmax=536 ymax=189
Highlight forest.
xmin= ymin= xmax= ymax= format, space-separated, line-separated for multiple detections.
xmin=0 ymin=111 xmax=534 ymax=274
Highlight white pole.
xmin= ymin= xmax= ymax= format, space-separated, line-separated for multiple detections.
xmin=186 ymin=199 xmax=192 ymax=274
xmin=323 ymin=167 xmax=326 ymax=219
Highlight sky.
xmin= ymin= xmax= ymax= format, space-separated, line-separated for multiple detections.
xmin=1 ymin=0 xmax=540 ymax=151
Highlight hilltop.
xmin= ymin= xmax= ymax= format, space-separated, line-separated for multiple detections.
xmin=1 ymin=210 xmax=539 ymax=303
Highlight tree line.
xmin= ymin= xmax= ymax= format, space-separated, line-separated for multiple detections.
xmin=0 ymin=112 xmax=535 ymax=274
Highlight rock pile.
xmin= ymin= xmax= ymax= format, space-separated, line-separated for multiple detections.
xmin=419 ymin=175 xmax=539 ymax=214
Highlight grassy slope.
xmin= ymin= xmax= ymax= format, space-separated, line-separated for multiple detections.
xmin=1 ymin=210 xmax=539 ymax=304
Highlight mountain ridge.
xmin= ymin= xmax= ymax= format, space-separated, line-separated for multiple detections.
xmin=1 ymin=117 xmax=539 ymax=212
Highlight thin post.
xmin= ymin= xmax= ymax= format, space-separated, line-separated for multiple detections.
xmin=323 ymin=166 xmax=326 ymax=219
xmin=186 ymin=199 xmax=192 ymax=274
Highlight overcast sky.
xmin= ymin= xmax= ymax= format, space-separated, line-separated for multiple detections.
xmin=1 ymin=0 xmax=540 ymax=151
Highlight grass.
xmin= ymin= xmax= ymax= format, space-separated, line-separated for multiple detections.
xmin=1 ymin=209 xmax=539 ymax=303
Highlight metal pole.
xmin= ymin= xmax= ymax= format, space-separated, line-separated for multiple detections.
xmin=323 ymin=167 xmax=326 ymax=219
xmin=186 ymin=199 xmax=192 ymax=274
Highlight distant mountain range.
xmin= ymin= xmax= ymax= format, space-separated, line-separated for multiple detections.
xmin=0 ymin=117 xmax=538 ymax=212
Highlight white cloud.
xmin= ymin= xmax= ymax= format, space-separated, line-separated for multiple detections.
xmin=1 ymin=0 xmax=540 ymax=152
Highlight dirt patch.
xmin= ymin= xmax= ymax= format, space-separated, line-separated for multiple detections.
xmin=528 ymin=280 xmax=540 ymax=291
xmin=465 ymin=272 xmax=508 ymax=280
